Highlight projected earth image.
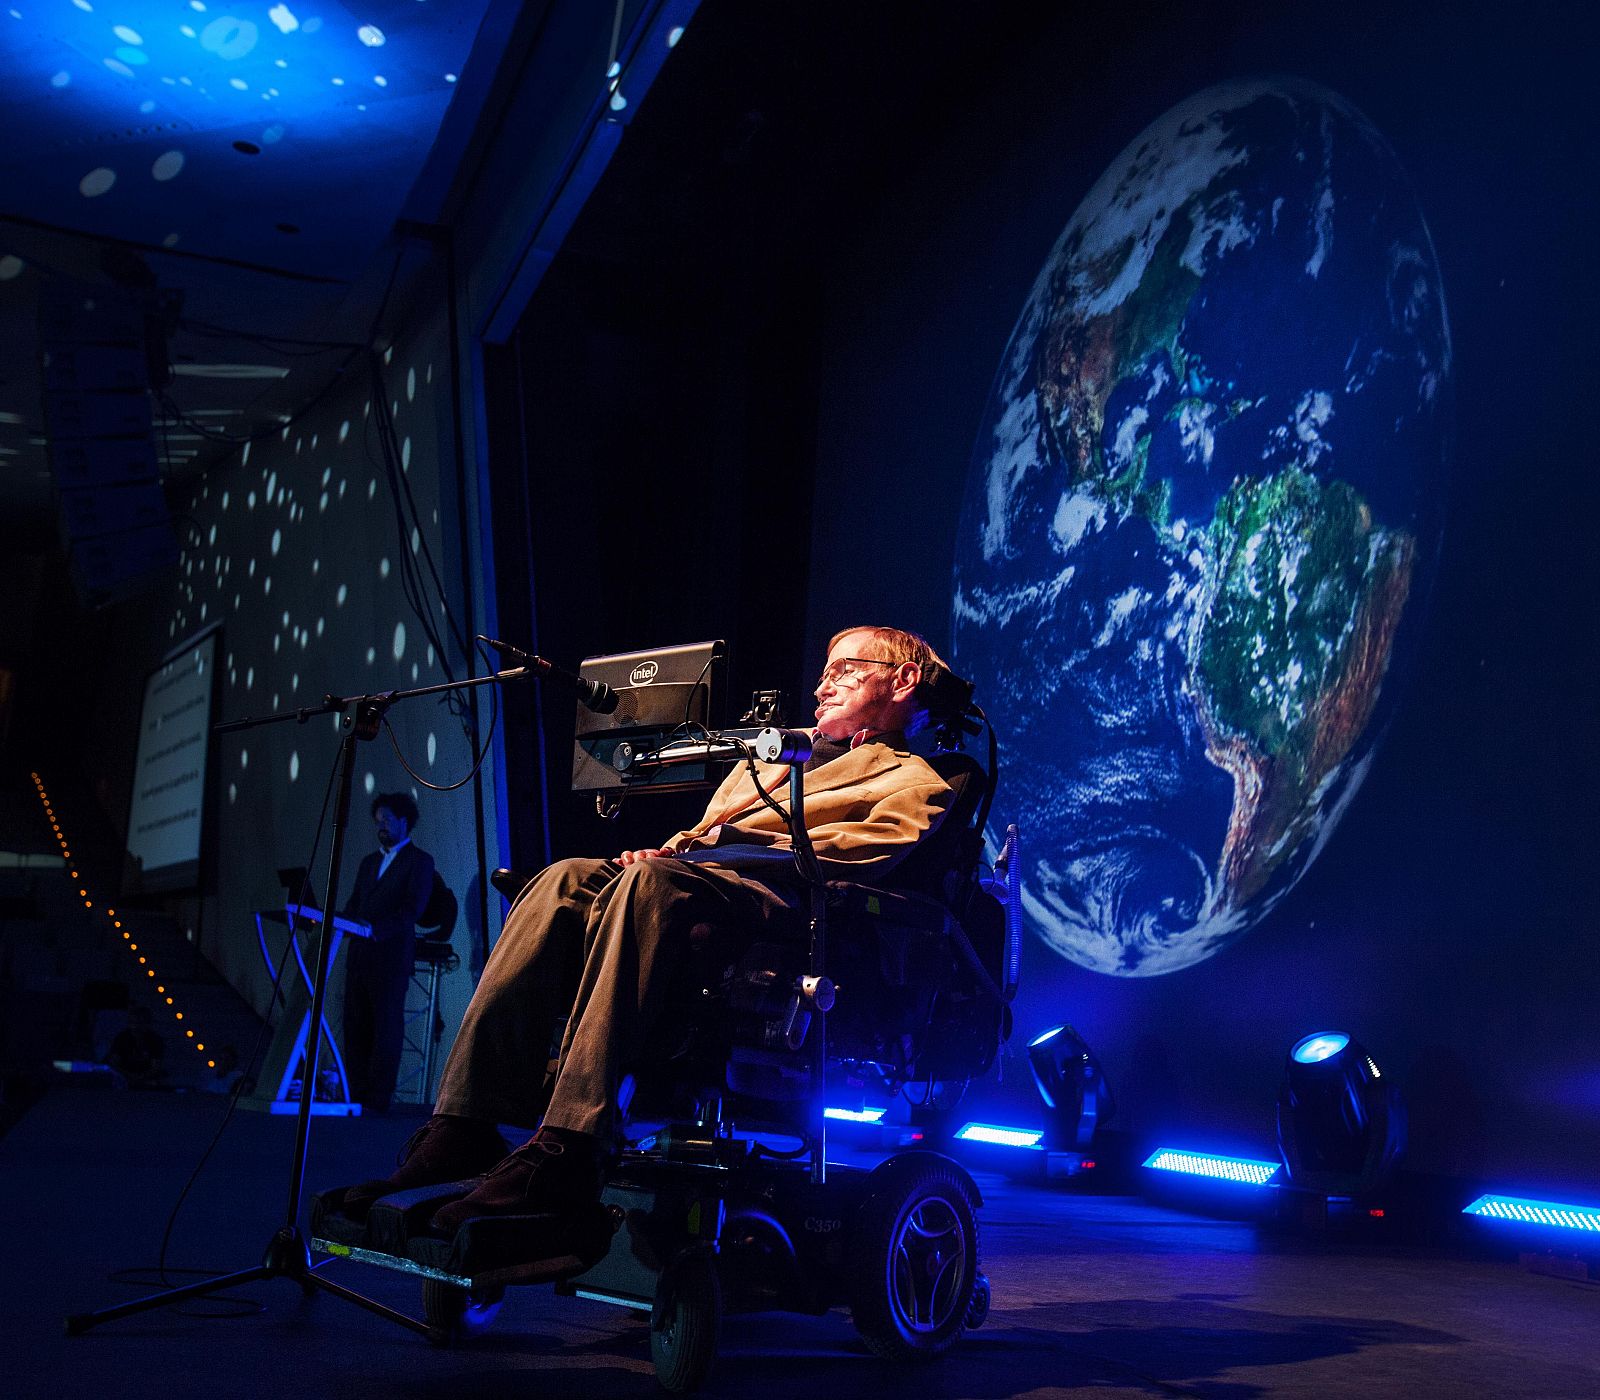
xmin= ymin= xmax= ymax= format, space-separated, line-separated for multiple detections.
xmin=951 ymin=79 xmax=1451 ymax=976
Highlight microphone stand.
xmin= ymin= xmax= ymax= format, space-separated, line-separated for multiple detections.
xmin=67 ymin=665 xmax=532 ymax=1341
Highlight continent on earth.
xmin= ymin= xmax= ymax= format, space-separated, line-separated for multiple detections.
xmin=950 ymin=78 xmax=1451 ymax=976
xmin=1190 ymin=468 xmax=1415 ymax=908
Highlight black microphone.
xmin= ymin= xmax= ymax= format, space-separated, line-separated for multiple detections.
xmin=479 ymin=637 xmax=619 ymax=714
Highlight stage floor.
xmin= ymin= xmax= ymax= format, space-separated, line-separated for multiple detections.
xmin=6 ymin=1087 xmax=1596 ymax=1399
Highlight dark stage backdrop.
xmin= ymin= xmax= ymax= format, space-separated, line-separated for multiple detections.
xmin=162 ymin=268 xmax=485 ymax=1046
xmin=803 ymin=2 xmax=1598 ymax=1186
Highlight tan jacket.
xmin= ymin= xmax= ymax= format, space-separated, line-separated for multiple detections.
xmin=664 ymin=738 xmax=952 ymax=878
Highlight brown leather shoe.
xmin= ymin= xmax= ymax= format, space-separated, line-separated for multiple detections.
xmin=338 ymin=1114 xmax=510 ymax=1218
xmin=429 ymin=1128 xmax=605 ymax=1233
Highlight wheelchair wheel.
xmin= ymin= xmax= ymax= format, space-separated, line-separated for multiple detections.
xmin=651 ymin=1250 xmax=722 ymax=1393
xmin=848 ymin=1155 xmax=979 ymax=1361
xmin=420 ymin=1278 xmax=504 ymax=1339
xmin=965 ymin=1270 xmax=991 ymax=1329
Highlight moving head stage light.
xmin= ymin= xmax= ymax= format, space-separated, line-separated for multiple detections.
xmin=1276 ymin=1031 xmax=1406 ymax=1197
xmin=1027 ymin=1024 xmax=1114 ymax=1151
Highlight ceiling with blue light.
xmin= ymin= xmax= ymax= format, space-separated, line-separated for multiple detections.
xmin=0 ymin=0 xmax=499 ymax=537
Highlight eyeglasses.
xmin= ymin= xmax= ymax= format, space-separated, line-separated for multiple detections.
xmin=816 ymin=656 xmax=898 ymax=691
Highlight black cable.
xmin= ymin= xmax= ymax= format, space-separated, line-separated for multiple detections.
xmin=379 ymin=642 xmax=505 ymax=794
xmin=153 ymin=238 xmax=413 ymax=448
xmin=141 ymin=742 xmax=344 ymax=1313
xmin=180 ymin=317 xmax=367 ymax=352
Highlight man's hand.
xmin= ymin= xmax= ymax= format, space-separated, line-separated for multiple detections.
xmin=617 ymin=847 xmax=676 ymax=866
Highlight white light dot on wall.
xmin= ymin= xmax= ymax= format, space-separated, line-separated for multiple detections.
xmin=79 ymin=167 xmax=116 ymax=197
xmin=379 ymin=557 xmax=390 ymax=579
xmin=338 ymin=420 xmax=349 ymax=443
xmin=0 ymin=255 xmax=25 ymax=280
xmin=401 ymin=436 xmax=411 ymax=471
xmin=273 ymin=635 xmax=281 ymax=653
xmin=321 ymin=467 xmax=331 ymax=486
xmin=311 ymin=558 xmax=319 ymax=574
xmin=339 ymin=480 xmax=347 ymax=499
xmin=240 ymin=748 xmax=249 ymax=769
xmin=365 ymin=646 xmax=375 ymax=665
xmin=151 ymin=150 xmax=185 ymax=181
xmin=247 ymin=490 xmax=257 ymax=509
xmin=358 ymin=23 xmax=384 ymax=47
xmin=363 ymin=772 xmax=375 ymax=795
xmin=426 ymin=732 xmax=437 ymax=766
xmin=291 ymin=673 xmax=299 ymax=691
xmin=221 ymin=490 xmax=230 ymax=510
xmin=316 ymin=617 xmax=325 ymax=637
xmin=336 ymin=584 xmax=347 ymax=606
xmin=289 ymin=751 xmax=299 ymax=782
xmin=410 ymin=527 xmax=420 ymax=554
xmin=427 ymin=644 xmax=435 ymax=666
xmin=208 ymin=523 xmax=217 ymax=545
xmin=242 ymin=442 xmax=251 ymax=465
xmin=271 ymin=693 xmax=279 ymax=708
xmin=263 ymin=576 xmax=272 ymax=596
xmin=406 ymin=366 xmax=415 ymax=401
xmin=248 ymin=559 xmax=256 ymax=577
xmin=281 ymin=610 xmax=289 ymax=627
xmin=319 ymin=491 xmax=328 ymax=512
xmin=233 ymin=593 xmax=241 ymax=610
xmin=266 ymin=470 xmax=277 ymax=498
xmin=229 ymin=782 xmax=237 ymax=804
xmin=392 ymin=621 xmax=406 ymax=661
xmin=246 ymin=667 xmax=254 ymax=688
xmin=51 ymin=70 xmax=71 ymax=88
xmin=411 ymin=662 xmax=419 ymax=681
xmin=367 ymin=480 xmax=377 ymax=500
xmin=271 ymin=528 xmax=282 ymax=556
xmin=199 ymin=602 xmax=207 ymax=620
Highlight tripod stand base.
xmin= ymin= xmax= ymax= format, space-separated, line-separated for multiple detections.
xmin=64 ymin=1225 xmax=445 ymax=1343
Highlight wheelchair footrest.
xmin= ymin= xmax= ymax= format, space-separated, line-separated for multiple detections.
xmin=311 ymin=1179 xmax=617 ymax=1289
xmin=411 ymin=1204 xmax=618 ymax=1287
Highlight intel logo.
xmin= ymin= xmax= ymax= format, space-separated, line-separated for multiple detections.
xmin=630 ymin=661 xmax=660 ymax=686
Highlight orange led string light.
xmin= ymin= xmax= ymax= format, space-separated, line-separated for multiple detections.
xmin=30 ymin=772 xmax=217 ymax=1069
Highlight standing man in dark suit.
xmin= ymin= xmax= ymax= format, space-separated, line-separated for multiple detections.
xmin=342 ymin=792 xmax=435 ymax=1114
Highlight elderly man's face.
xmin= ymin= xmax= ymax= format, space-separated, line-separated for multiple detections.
xmin=813 ymin=629 xmax=914 ymax=740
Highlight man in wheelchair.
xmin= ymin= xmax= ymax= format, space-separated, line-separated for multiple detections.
xmin=339 ymin=624 xmax=960 ymax=1233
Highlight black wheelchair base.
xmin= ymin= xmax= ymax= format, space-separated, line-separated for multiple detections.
xmin=310 ymin=1147 xmax=988 ymax=1392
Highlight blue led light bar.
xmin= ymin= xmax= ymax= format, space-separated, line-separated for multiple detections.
xmin=955 ymin=1122 xmax=1044 ymax=1149
xmin=1463 ymin=1194 xmax=1600 ymax=1232
xmin=823 ymin=1106 xmax=886 ymax=1124
xmin=1143 ymin=1148 xmax=1281 ymax=1185
xmin=1291 ymin=1032 xmax=1350 ymax=1064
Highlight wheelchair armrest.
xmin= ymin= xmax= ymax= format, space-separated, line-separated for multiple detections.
xmin=826 ymin=880 xmax=1006 ymax=1008
xmin=824 ymin=881 xmax=954 ymax=935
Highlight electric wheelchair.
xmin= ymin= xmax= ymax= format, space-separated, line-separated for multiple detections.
xmin=311 ymin=699 xmax=1019 ymax=1393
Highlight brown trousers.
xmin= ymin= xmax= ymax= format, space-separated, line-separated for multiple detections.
xmin=434 ymin=856 xmax=796 ymax=1140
